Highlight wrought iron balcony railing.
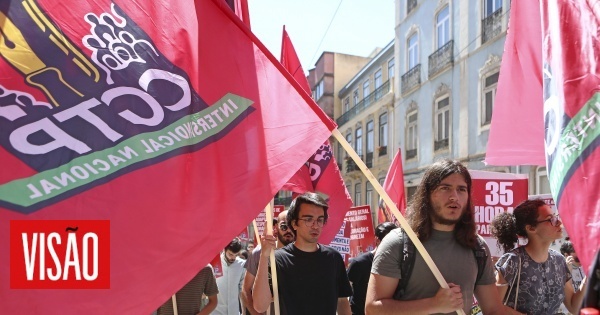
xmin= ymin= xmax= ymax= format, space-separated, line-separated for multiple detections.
xmin=346 ymin=159 xmax=359 ymax=173
xmin=378 ymin=145 xmax=387 ymax=156
xmin=337 ymin=80 xmax=390 ymax=126
xmin=401 ymin=64 xmax=421 ymax=95
xmin=274 ymin=196 xmax=293 ymax=207
xmin=434 ymin=138 xmax=449 ymax=151
xmin=406 ymin=148 xmax=417 ymax=160
xmin=482 ymin=8 xmax=502 ymax=44
xmin=428 ymin=40 xmax=454 ymax=78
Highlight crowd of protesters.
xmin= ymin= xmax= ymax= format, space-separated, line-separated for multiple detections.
xmin=157 ymin=159 xmax=598 ymax=315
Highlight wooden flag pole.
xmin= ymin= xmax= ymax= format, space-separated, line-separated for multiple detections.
xmin=264 ymin=202 xmax=281 ymax=315
xmin=171 ymin=294 xmax=178 ymax=315
xmin=252 ymin=220 xmax=260 ymax=248
xmin=332 ymin=129 xmax=465 ymax=315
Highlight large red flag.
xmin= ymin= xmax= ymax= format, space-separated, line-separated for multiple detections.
xmin=0 ymin=0 xmax=334 ymax=313
xmin=378 ymin=149 xmax=406 ymax=225
xmin=541 ymin=0 xmax=600 ymax=273
xmin=279 ymin=27 xmax=352 ymax=244
xmin=485 ymin=0 xmax=546 ymax=166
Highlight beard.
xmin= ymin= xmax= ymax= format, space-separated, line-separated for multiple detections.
xmin=277 ymin=231 xmax=295 ymax=246
xmin=431 ymin=204 xmax=463 ymax=226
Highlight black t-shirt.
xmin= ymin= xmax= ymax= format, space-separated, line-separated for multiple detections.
xmin=273 ymin=243 xmax=353 ymax=315
xmin=346 ymin=251 xmax=374 ymax=315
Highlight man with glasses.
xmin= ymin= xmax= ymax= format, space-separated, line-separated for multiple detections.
xmin=253 ymin=192 xmax=353 ymax=315
xmin=241 ymin=212 xmax=294 ymax=314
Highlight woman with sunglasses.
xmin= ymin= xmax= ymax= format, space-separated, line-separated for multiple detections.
xmin=491 ymin=198 xmax=586 ymax=315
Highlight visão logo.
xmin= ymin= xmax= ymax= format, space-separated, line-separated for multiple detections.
xmin=10 ymin=220 xmax=110 ymax=289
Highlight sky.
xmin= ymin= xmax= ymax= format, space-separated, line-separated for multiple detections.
xmin=248 ymin=0 xmax=396 ymax=74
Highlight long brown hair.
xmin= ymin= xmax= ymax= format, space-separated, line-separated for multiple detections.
xmin=407 ymin=159 xmax=477 ymax=249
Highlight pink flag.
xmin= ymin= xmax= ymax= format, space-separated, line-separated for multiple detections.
xmin=378 ymin=149 xmax=406 ymax=225
xmin=541 ymin=0 xmax=600 ymax=273
xmin=0 ymin=0 xmax=334 ymax=313
xmin=279 ymin=27 xmax=352 ymax=244
xmin=485 ymin=0 xmax=546 ymax=166
xmin=232 ymin=0 xmax=251 ymax=28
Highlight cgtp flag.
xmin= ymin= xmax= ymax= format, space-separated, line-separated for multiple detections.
xmin=279 ymin=27 xmax=352 ymax=244
xmin=0 ymin=0 xmax=334 ymax=313
xmin=378 ymin=149 xmax=406 ymax=225
xmin=541 ymin=0 xmax=600 ymax=273
xmin=485 ymin=0 xmax=546 ymax=166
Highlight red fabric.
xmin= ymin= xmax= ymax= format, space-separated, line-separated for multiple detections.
xmin=541 ymin=0 xmax=600 ymax=273
xmin=279 ymin=28 xmax=352 ymax=244
xmin=485 ymin=0 xmax=546 ymax=166
xmin=378 ymin=149 xmax=406 ymax=225
xmin=233 ymin=0 xmax=251 ymax=28
xmin=0 ymin=0 xmax=335 ymax=313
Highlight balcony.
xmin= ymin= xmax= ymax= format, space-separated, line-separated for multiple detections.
xmin=406 ymin=148 xmax=417 ymax=160
xmin=365 ymin=152 xmax=373 ymax=168
xmin=274 ymin=196 xmax=293 ymax=207
xmin=407 ymin=0 xmax=417 ymax=15
xmin=337 ymin=80 xmax=390 ymax=126
xmin=428 ymin=40 xmax=454 ymax=78
xmin=482 ymin=8 xmax=502 ymax=44
xmin=378 ymin=145 xmax=387 ymax=156
xmin=434 ymin=138 xmax=449 ymax=151
xmin=401 ymin=64 xmax=421 ymax=95
xmin=346 ymin=159 xmax=359 ymax=173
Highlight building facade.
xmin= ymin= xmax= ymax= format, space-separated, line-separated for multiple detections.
xmin=394 ymin=0 xmax=551 ymax=203
xmin=335 ymin=41 xmax=396 ymax=223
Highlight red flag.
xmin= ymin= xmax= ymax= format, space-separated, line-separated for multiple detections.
xmin=233 ymin=0 xmax=251 ymax=28
xmin=0 ymin=0 xmax=334 ymax=313
xmin=279 ymin=28 xmax=352 ymax=244
xmin=485 ymin=0 xmax=546 ymax=166
xmin=541 ymin=0 xmax=600 ymax=273
xmin=378 ymin=149 xmax=406 ymax=225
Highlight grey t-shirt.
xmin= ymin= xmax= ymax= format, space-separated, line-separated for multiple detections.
xmin=371 ymin=229 xmax=495 ymax=315
xmin=245 ymin=247 xmax=261 ymax=276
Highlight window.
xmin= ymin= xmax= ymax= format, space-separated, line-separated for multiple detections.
xmin=315 ymin=80 xmax=324 ymax=99
xmin=379 ymin=113 xmax=388 ymax=148
xmin=484 ymin=0 xmax=502 ymax=16
xmin=406 ymin=111 xmax=418 ymax=158
xmin=353 ymin=89 xmax=359 ymax=106
xmin=346 ymin=133 xmax=352 ymax=158
xmin=375 ymin=69 xmax=383 ymax=89
xmin=363 ymin=80 xmax=370 ymax=99
xmin=366 ymin=182 xmax=373 ymax=212
xmin=406 ymin=185 xmax=418 ymax=204
xmin=343 ymin=97 xmax=350 ymax=113
xmin=355 ymin=183 xmax=362 ymax=205
xmin=388 ymin=58 xmax=395 ymax=79
xmin=366 ymin=121 xmax=374 ymax=153
xmin=436 ymin=6 xmax=450 ymax=48
xmin=356 ymin=127 xmax=363 ymax=156
xmin=537 ymin=167 xmax=552 ymax=194
xmin=482 ymin=72 xmax=499 ymax=125
xmin=337 ymin=142 xmax=344 ymax=164
xmin=408 ymin=33 xmax=419 ymax=69
xmin=435 ymin=97 xmax=450 ymax=150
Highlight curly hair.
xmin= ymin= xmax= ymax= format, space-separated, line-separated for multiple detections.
xmin=406 ymin=159 xmax=477 ymax=249
xmin=491 ymin=198 xmax=546 ymax=253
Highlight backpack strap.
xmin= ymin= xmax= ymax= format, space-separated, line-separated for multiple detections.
xmin=473 ymin=235 xmax=488 ymax=286
xmin=393 ymin=229 xmax=416 ymax=299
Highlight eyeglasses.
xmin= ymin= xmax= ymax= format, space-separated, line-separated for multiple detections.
xmin=297 ymin=217 xmax=326 ymax=228
xmin=278 ymin=224 xmax=289 ymax=231
xmin=536 ymin=215 xmax=560 ymax=227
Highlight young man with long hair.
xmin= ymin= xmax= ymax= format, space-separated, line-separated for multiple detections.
xmin=365 ymin=159 xmax=519 ymax=314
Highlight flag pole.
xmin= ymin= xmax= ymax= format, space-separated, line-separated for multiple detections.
xmin=332 ymin=129 xmax=465 ymax=315
xmin=171 ymin=294 xmax=178 ymax=315
xmin=264 ymin=202 xmax=281 ymax=315
xmin=252 ymin=220 xmax=260 ymax=247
